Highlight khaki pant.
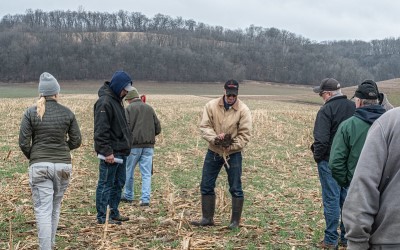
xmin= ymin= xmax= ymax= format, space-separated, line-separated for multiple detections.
xmin=29 ymin=162 xmax=72 ymax=250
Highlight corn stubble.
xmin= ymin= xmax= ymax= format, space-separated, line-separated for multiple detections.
xmin=0 ymin=94 xmax=324 ymax=249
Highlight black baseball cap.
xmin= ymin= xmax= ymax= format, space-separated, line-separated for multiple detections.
xmin=353 ymin=84 xmax=379 ymax=100
xmin=224 ymin=79 xmax=239 ymax=95
xmin=313 ymin=78 xmax=341 ymax=93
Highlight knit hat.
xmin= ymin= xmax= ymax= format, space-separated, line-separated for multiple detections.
xmin=224 ymin=79 xmax=239 ymax=95
xmin=109 ymin=71 xmax=134 ymax=96
xmin=313 ymin=78 xmax=341 ymax=94
xmin=38 ymin=72 xmax=60 ymax=97
xmin=360 ymin=80 xmax=378 ymax=92
xmin=125 ymin=87 xmax=140 ymax=100
xmin=360 ymin=79 xmax=384 ymax=104
xmin=353 ymin=84 xmax=379 ymax=100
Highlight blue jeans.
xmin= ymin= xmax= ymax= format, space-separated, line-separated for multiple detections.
xmin=317 ymin=160 xmax=347 ymax=245
xmin=123 ymin=148 xmax=154 ymax=203
xmin=96 ymin=155 xmax=127 ymax=222
xmin=200 ymin=149 xmax=243 ymax=198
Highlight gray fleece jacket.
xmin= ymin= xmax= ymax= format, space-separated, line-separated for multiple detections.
xmin=343 ymin=107 xmax=400 ymax=250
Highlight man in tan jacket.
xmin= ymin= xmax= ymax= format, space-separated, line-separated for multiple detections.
xmin=191 ymin=79 xmax=252 ymax=229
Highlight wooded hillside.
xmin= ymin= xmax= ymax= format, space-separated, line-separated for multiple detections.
xmin=1 ymin=9 xmax=399 ymax=85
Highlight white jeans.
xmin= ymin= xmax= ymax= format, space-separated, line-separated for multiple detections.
xmin=29 ymin=162 xmax=72 ymax=250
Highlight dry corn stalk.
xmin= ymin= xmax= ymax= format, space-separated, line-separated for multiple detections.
xmin=216 ymin=186 xmax=229 ymax=213
xmin=5 ymin=150 xmax=11 ymax=160
xmin=165 ymin=179 xmax=176 ymax=216
xmin=9 ymin=219 xmax=13 ymax=250
xmin=169 ymin=191 xmax=175 ymax=217
xmin=181 ymin=236 xmax=191 ymax=250
xmin=102 ymin=205 xmax=110 ymax=240
xmin=214 ymin=134 xmax=235 ymax=168
xmin=178 ymin=209 xmax=184 ymax=233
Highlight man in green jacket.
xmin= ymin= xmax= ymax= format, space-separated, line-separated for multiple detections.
xmin=121 ymin=87 xmax=161 ymax=206
xmin=329 ymin=84 xmax=385 ymax=188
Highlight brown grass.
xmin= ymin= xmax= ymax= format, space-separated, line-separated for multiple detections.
xmin=1 ymin=79 xmax=399 ymax=249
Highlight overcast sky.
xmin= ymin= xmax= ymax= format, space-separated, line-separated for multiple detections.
xmin=1 ymin=0 xmax=399 ymax=42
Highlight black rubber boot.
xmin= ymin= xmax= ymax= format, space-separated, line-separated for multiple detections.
xmin=191 ymin=195 xmax=216 ymax=226
xmin=228 ymin=197 xmax=244 ymax=229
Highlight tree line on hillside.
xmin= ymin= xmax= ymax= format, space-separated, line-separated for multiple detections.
xmin=0 ymin=9 xmax=399 ymax=85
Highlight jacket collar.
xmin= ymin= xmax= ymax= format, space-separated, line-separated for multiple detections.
xmin=325 ymin=94 xmax=348 ymax=104
xmin=99 ymin=82 xmax=122 ymax=102
xmin=128 ymin=98 xmax=142 ymax=104
xmin=218 ymin=96 xmax=240 ymax=110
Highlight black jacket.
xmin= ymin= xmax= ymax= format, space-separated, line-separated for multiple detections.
xmin=312 ymin=95 xmax=355 ymax=163
xmin=19 ymin=99 xmax=82 ymax=164
xmin=93 ymin=82 xmax=131 ymax=156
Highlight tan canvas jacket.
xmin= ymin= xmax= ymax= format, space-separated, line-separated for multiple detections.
xmin=199 ymin=96 xmax=252 ymax=155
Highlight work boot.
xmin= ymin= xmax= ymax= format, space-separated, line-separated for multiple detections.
xmin=111 ymin=215 xmax=129 ymax=222
xmin=191 ymin=195 xmax=216 ymax=226
xmin=228 ymin=197 xmax=244 ymax=229
xmin=97 ymin=219 xmax=121 ymax=225
xmin=318 ymin=240 xmax=338 ymax=249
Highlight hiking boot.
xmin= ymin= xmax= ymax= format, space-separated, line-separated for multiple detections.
xmin=97 ymin=219 xmax=122 ymax=225
xmin=120 ymin=197 xmax=133 ymax=203
xmin=140 ymin=201 xmax=150 ymax=207
xmin=111 ymin=215 xmax=129 ymax=222
xmin=318 ymin=240 xmax=338 ymax=249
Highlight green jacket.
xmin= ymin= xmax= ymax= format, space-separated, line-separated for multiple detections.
xmin=343 ymin=108 xmax=400 ymax=249
xmin=329 ymin=105 xmax=385 ymax=187
xmin=125 ymin=99 xmax=161 ymax=148
xmin=19 ymin=99 xmax=82 ymax=165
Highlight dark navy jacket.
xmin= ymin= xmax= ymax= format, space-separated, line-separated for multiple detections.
xmin=93 ymin=82 xmax=131 ymax=156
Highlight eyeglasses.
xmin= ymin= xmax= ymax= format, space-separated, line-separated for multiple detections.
xmin=319 ymin=91 xmax=328 ymax=97
xmin=227 ymin=94 xmax=237 ymax=98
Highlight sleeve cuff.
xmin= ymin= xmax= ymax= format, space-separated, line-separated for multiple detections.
xmin=347 ymin=240 xmax=369 ymax=250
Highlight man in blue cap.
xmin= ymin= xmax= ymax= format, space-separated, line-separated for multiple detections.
xmin=94 ymin=70 xmax=134 ymax=225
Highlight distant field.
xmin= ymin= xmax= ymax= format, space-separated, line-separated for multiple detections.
xmin=1 ymin=79 xmax=399 ymax=249
xmin=0 ymin=80 xmax=313 ymax=98
xmin=1 ymin=79 xmax=399 ymax=106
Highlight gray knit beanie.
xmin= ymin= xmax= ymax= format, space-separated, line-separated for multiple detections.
xmin=38 ymin=72 xmax=60 ymax=96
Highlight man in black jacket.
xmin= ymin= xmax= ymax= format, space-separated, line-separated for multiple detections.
xmin=94 ymin=71 xmax=134 ymax=225
xmin=311 ymin=78 xmax=355 ymax=249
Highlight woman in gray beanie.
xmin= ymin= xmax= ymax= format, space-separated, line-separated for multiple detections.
xmin=19 ymin=72 xmax=82 ymax=250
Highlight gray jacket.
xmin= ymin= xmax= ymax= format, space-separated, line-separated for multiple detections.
xmin=343 ymin=107 xmax=400 ymax=250
xmin=19 ymin=99 xmax=81 ymax=165
xmin=380 ymin=93 xmax=394 ymax=111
